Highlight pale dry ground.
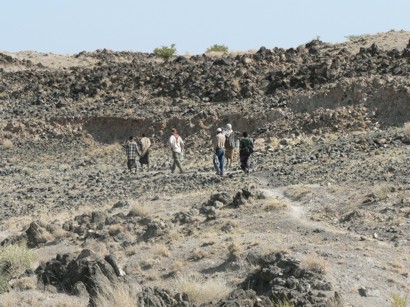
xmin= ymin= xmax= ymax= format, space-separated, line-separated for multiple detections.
xmin=0 ymin=140 xmax=409 ymax=307
xmin=116 ymin=183 xmax=409 ymax=307
xmin=0 ymin=51 xmax=97 ymax=71
xmin=338 ymin=30 xmax=410 ymax=53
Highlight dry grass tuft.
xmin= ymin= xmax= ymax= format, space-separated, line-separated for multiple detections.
xmin=81 ymin=240 xmax=109 ymax=257
xmin=93 ymin=279 xmax=140 ymax=307
xmin=0 ymin=242 xmax=34 ymax=277
xmin=88 ymin=143 xmax=122 ymax=158
xmin=284 ymin=185 xmax=313 ymax=201
xmin=190 ymin=248 xmax=207 ymax=261
xmin=403 ymin=122 xmax=410 ymax=137
xmin=154 ymin=244 xmax=171 ymax=258
xmin=10 ymin=276 xmax=37 ymax=291
xmin=0 ymin=274 xmax=9 ymax=294
xmin=228 ymin=241 xmax=243 ymax=261
xmin=108 ymin=224 xmax=125 ymax=236
xmin=372 ymin=184 xmax=390 ymax=200
xmin=124 ymin=108 xmax=134 ymax=116
xmin=302 ymin=254 xmax=329 ymax=274
xmin=170 ymin=260 xmax=189 ymax=273
xmin=263 ymin=198 xmax=289 ymax=211
xmin=2 ymin=139 xmax=13 ymax=150
xmin=272 ymin=296 xmax=295 ymax=307
xmin=128 ymin=201 xmax=150 ymax=217
xmin=174 ymin=273 xmax=232 ymax=304
xmin=391 ymin=292 xmax=409 ymax=307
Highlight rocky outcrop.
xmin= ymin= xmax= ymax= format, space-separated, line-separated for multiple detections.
xmin=36 ymin=249 xmax=131 ymax=306
xmin=2 ymin=38 xmax=410 ymax=144
xmin=241 ymin=252 xmax=339 ymax=307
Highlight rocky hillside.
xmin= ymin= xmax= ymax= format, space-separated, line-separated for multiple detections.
xmin=0 ymin=31 xmax=409 ymax=307
xmin=1 ymin=30 xmax=410 ymax=144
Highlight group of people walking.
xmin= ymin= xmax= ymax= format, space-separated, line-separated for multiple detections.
xmin=123 ymin=124 xmax=253 ymax=176
xmin=213 ymin=124 xmax=254 ymax=176
xmin=123 ymin=134 xmax=151 ymax=174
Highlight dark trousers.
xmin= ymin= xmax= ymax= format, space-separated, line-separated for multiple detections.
xmin=240 ymin=154 xmax=250 ymax=172
xmin=127 ymin=159 xmax=136 ymax=171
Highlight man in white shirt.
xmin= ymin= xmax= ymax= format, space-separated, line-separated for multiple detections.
xmin=169 ymin=128 xmax=184 ymax=173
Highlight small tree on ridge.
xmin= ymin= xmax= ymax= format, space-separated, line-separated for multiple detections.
xmin=153 ymin=44 xmax=177 ymax=62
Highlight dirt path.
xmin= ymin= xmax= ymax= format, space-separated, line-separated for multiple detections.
xmin=259 ymin=183 xmax=409 ymax=307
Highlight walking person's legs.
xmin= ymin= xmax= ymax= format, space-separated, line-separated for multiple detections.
xmin=171 ymin=152 xmax=176 ymax=173
xmin=225 ymin=148 xmax=233 ymax=170
xmin=217 ymin=148 xmax=225 ymax=176
xmin=240 ymin=155 xmax=249 ymax=173
xmin=220 ymin=154 xmax=225 ymax=176
xmin=128 ymin=159 xmax=136 ymax=173
xmin=172 ymin=151 xmax=184 ymax=173
xmin=213 ymin=153 xmax=220 ymax=174
xmin=244 ymin=155 xmax=250 ymax=174
xmin=176 ymin=153 xmax=184 ymax=173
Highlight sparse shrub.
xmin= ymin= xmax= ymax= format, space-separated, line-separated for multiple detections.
xmin=372 ymin=184 xmax=390 ymax=200
xmin=190 ymin=248 xmax=206 ymax=261
xmin=88 ymin=143 xmax=122 ymax=158
xmin=174 ymin=273 xmax=232 ymax=304
xmin=128 ymin=202 xmax=149 ymax=217
xmin=2 ymin=139 xmax=13 ymax=150
xmin=124 ymin=108 xmax=134 ymax=116
xmin=154 ymin=244 xmax=171 ymax=257
xmin=0 ymin=274 xmax=9 ymax=294
xmin=206 ymin=44 xmax=229 ymax=53
xmin=263 ymin=199 xmax=288 ymax=211
xmin=272 ymin=296 xmax=295 ymax=307
xmin=93 ymin=280 xmax=137 ymax=307
xmin=170 ymin=261 xmax=187 ymax=273
xmin=404 ymin=122 xmax=410 ymax=137
xmin=108 ymin=224 xmax=124 ymax=236
xmin=302 ymin=254 xmax=329 ymax=274
xmin=391 ymin=293 xmax=408 ymax=307
xmin=0 ymin=242 xmax=34 ymax=294
xmin=284 ymin=185 xmax=313 ymax=201
xmin=228 ymin=241 xmax=242 ymax=261
xmin=0 ymin=242 xmax=34 ymax=277
xmin=10 ymin=276 xmax=37 ymax=291
xmin=153 ymin=44 xmax=176 ymax=62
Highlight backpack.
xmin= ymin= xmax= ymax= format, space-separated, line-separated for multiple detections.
xmin=226 ymin=132 xmax=235 ymax=149
xmin=240 ymin=138 xmax=253 ymax=155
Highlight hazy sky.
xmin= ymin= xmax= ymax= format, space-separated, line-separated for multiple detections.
xmin=2 ymin=0 xmax=410 ymax=55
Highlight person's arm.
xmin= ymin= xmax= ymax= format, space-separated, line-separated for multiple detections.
xmin=169 ymin=136 xmax=174 ymax=150
xmin=136 ymin=142 xmax=141 ymax=156
xmin=180 ymin=138 xmax=184 ymax=152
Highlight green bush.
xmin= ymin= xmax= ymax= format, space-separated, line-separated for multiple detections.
xmin=0 ymin=242 xmax=34 ymax=294
xmin=153 ymin=44 xmax=177 ymax=62
xmin=391 ymin=293 xmax=409 ymax=307
xmin=0 ymin=273 xmax=9 ymax=294
xmin=0 ymin=242 xmax=34 ymax=277
xmin=206 ymin=44 xmax=229 ymax=53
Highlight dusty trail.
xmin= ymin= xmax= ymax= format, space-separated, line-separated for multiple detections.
xmin=258 ymin=183 xmax=409 ymax=307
